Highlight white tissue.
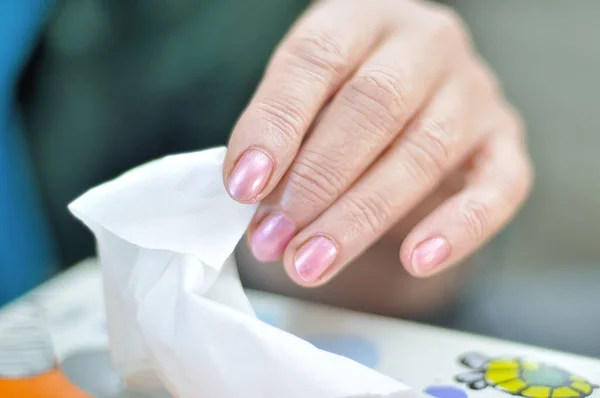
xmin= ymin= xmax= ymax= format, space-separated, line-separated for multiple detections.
xmin=69 ymin=146 xmax=413 ymax=398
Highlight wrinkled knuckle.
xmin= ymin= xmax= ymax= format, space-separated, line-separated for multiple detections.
xmin=345 ymin=193 xmax=392 ymax=237
xmin=403 ymin=119 xmax=453 ymax=183
xmin=285 ymin=30 xmax=350 ymax=80
xmin=460 ymin=199 xmax=491 ymax=241
xmin=344 ymin=67 xmax=411 ymax=128
xmin=287 ymin=153 xmax=345 ymax=207
xmin=421 ymin=119 xmax=455 ymax=165
xmin=255 ymin=97 xmax=307 ymax=144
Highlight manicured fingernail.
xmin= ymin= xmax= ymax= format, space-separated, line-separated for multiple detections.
xmin=294 ymin=236 xmax=337 ymax=283
xmin=227 ymin=149 xmax=273 ymax=202
xmin=251 ymin=214 xmax=296 ymax=262
xmin=411 ymin=237 xmax=450 ymax=275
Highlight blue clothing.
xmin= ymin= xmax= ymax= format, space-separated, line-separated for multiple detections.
xmin=0 ymin=0 xmax=57 ymax=304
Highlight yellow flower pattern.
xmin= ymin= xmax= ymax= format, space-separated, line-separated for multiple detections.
xmin=456 ymin=353 xmax=597 ymax=398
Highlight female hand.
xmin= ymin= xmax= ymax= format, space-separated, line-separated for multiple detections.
xmin=224 ymin=0 xmax=533 ymax=287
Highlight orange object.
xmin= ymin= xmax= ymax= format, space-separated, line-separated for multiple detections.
xmin=0 ymin=368 xmax=91 ymax=398
xmin=0 ymin=325 xmax=92 ymax=398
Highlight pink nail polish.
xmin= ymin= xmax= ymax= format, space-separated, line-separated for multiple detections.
xmin=294 ymin=236 xmax=337 ymax=282
xmin=411 ymin=237 xmax=450 ymax=275
xmin=227 ymin=149 xmax=273 ymax=202
xmin=251 ymin=214 xmax=296 ymax=262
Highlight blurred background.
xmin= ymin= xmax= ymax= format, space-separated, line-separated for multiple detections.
xmin=2 ymin=0 xmax=599 ymax=357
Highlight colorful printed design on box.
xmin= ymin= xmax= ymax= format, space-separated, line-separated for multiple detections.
xmin=456 ymin=353 xmax=597 ymax=398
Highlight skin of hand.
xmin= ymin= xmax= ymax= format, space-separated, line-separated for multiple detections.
xmin=224 ymin=0 xmax=533 ymax=290
xmin=236 ymin=170 xmax=474 ymax=317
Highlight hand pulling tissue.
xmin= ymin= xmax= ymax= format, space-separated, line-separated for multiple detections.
xmin=69 ymin=147 xmax=416 ymax=398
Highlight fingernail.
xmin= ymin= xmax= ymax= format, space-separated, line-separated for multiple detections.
xmin=251 ymin=214 xmax=296 ymax=262
xmin=294 ymin=236 xmax=337 ymax=283
xmin=411 ymin=237 xmax=450 ymax=275
xmin=227 ymin=149 xmax=273 ymax=202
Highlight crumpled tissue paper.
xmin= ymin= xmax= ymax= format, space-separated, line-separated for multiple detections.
xmin=69 ymin=146 xmax=417 ymax=398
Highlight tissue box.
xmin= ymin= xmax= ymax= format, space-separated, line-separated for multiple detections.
xmin=0 ymin=259 xmax=598 ymax=398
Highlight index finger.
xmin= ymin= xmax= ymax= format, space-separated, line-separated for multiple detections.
xmin=223 ymin=0 xmax=393 ymax=203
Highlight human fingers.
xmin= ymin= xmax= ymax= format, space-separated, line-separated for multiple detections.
xmin=249 ymin=4 xmax=469 ymax=261
xmin=400 ymin=109 xmax=533 ymax=277
xmin=280 ymin=60 xmax=499 ymax=286
xmin=223 ymin=0 xmax=390 ymax=203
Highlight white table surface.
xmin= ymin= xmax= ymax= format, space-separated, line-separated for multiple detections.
xmin=0 ymin=259 xmax=599 ymax=398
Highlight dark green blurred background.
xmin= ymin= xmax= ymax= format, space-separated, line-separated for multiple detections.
xmin=20 ymin=0 xmax=310 ymax=267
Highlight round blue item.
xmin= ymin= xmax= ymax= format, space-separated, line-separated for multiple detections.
xmin=307 ymin=334 xmax=380 ymax=369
